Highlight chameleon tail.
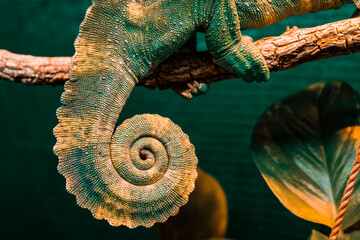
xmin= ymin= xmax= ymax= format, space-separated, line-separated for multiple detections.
xmin=53 ymin=5 xmax=197 ymax=228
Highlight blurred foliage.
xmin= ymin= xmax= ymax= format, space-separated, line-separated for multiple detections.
xmin=157 ymin=169 xmax=228 ymax=240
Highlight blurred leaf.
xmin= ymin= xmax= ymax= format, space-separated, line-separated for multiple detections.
xmin=343 ymin=231 xmax=360 ymax=240
xmin=309 ymin=229 xmax=360 ymax=240
xmin=308 ymin=230 xmax=329 ymax=240
xmin=251 ymin=82 xmax=360 ymax=229
xmin=156 ymin=169 xmax=228 ymax=240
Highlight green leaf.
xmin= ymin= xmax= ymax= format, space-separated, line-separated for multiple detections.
xmin=251 ymin=82 xmax=360 ymax=229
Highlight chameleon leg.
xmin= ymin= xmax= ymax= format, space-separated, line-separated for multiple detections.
xmin=205 ymin=0 xmax=270 ymax=83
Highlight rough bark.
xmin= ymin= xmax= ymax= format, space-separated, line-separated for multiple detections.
xmin=1 ymin=16 xmax=359 ymax=90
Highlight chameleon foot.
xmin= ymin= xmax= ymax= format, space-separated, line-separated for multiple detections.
xmin=172 ymin=80 xmax=208 ymax=99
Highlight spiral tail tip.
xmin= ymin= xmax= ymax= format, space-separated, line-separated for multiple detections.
xmin=55 ymin=113 xmax=198 ymax=228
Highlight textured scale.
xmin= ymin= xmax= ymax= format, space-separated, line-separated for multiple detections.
xmin=53 ymin=0 xmax=360 ymax=228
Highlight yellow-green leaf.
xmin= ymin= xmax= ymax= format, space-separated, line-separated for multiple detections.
xmin=251 ymin=82 xmax=360 ymax=229
xmin=308 ymin=230 xmax=329 ymax=240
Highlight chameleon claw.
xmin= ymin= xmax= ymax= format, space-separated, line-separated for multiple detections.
xmin=198 ymin=83 xmax=209 ymax=93
xmin=172 ymin=80 xmax=209 ymax=99
xmin=187 ymin=82 xmax=199 ymax=94
xmin=192 ymin=80 xmax=208 ymax=93
xmin=192 ymin=80 xmax=209 ymax=94
xmin=181 ymin=90 xmax=193 ymax=99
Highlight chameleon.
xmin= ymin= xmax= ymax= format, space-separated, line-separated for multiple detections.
xmin=53 ymin=0 xmax=360 ymax=228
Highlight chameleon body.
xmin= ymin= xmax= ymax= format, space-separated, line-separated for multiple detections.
xmin=54 ymin=0 xmax=360 ymax=228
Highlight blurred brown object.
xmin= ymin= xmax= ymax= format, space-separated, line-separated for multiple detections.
xmin=156 ymin=169 xmax=228 ymax=240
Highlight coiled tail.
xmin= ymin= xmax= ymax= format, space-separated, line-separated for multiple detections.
xmin=53 ymin=4 xmax=198 ymax=228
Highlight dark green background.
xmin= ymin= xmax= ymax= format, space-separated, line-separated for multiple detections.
xmin=0 ymin=1 xmax=359 ymax=239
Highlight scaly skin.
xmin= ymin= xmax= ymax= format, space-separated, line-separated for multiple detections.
xmin=54 ymin=0 xmax=360 ymax=228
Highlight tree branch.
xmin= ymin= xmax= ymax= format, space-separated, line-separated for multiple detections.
xmin=1 ymin=16 xmax=359 ymax=89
